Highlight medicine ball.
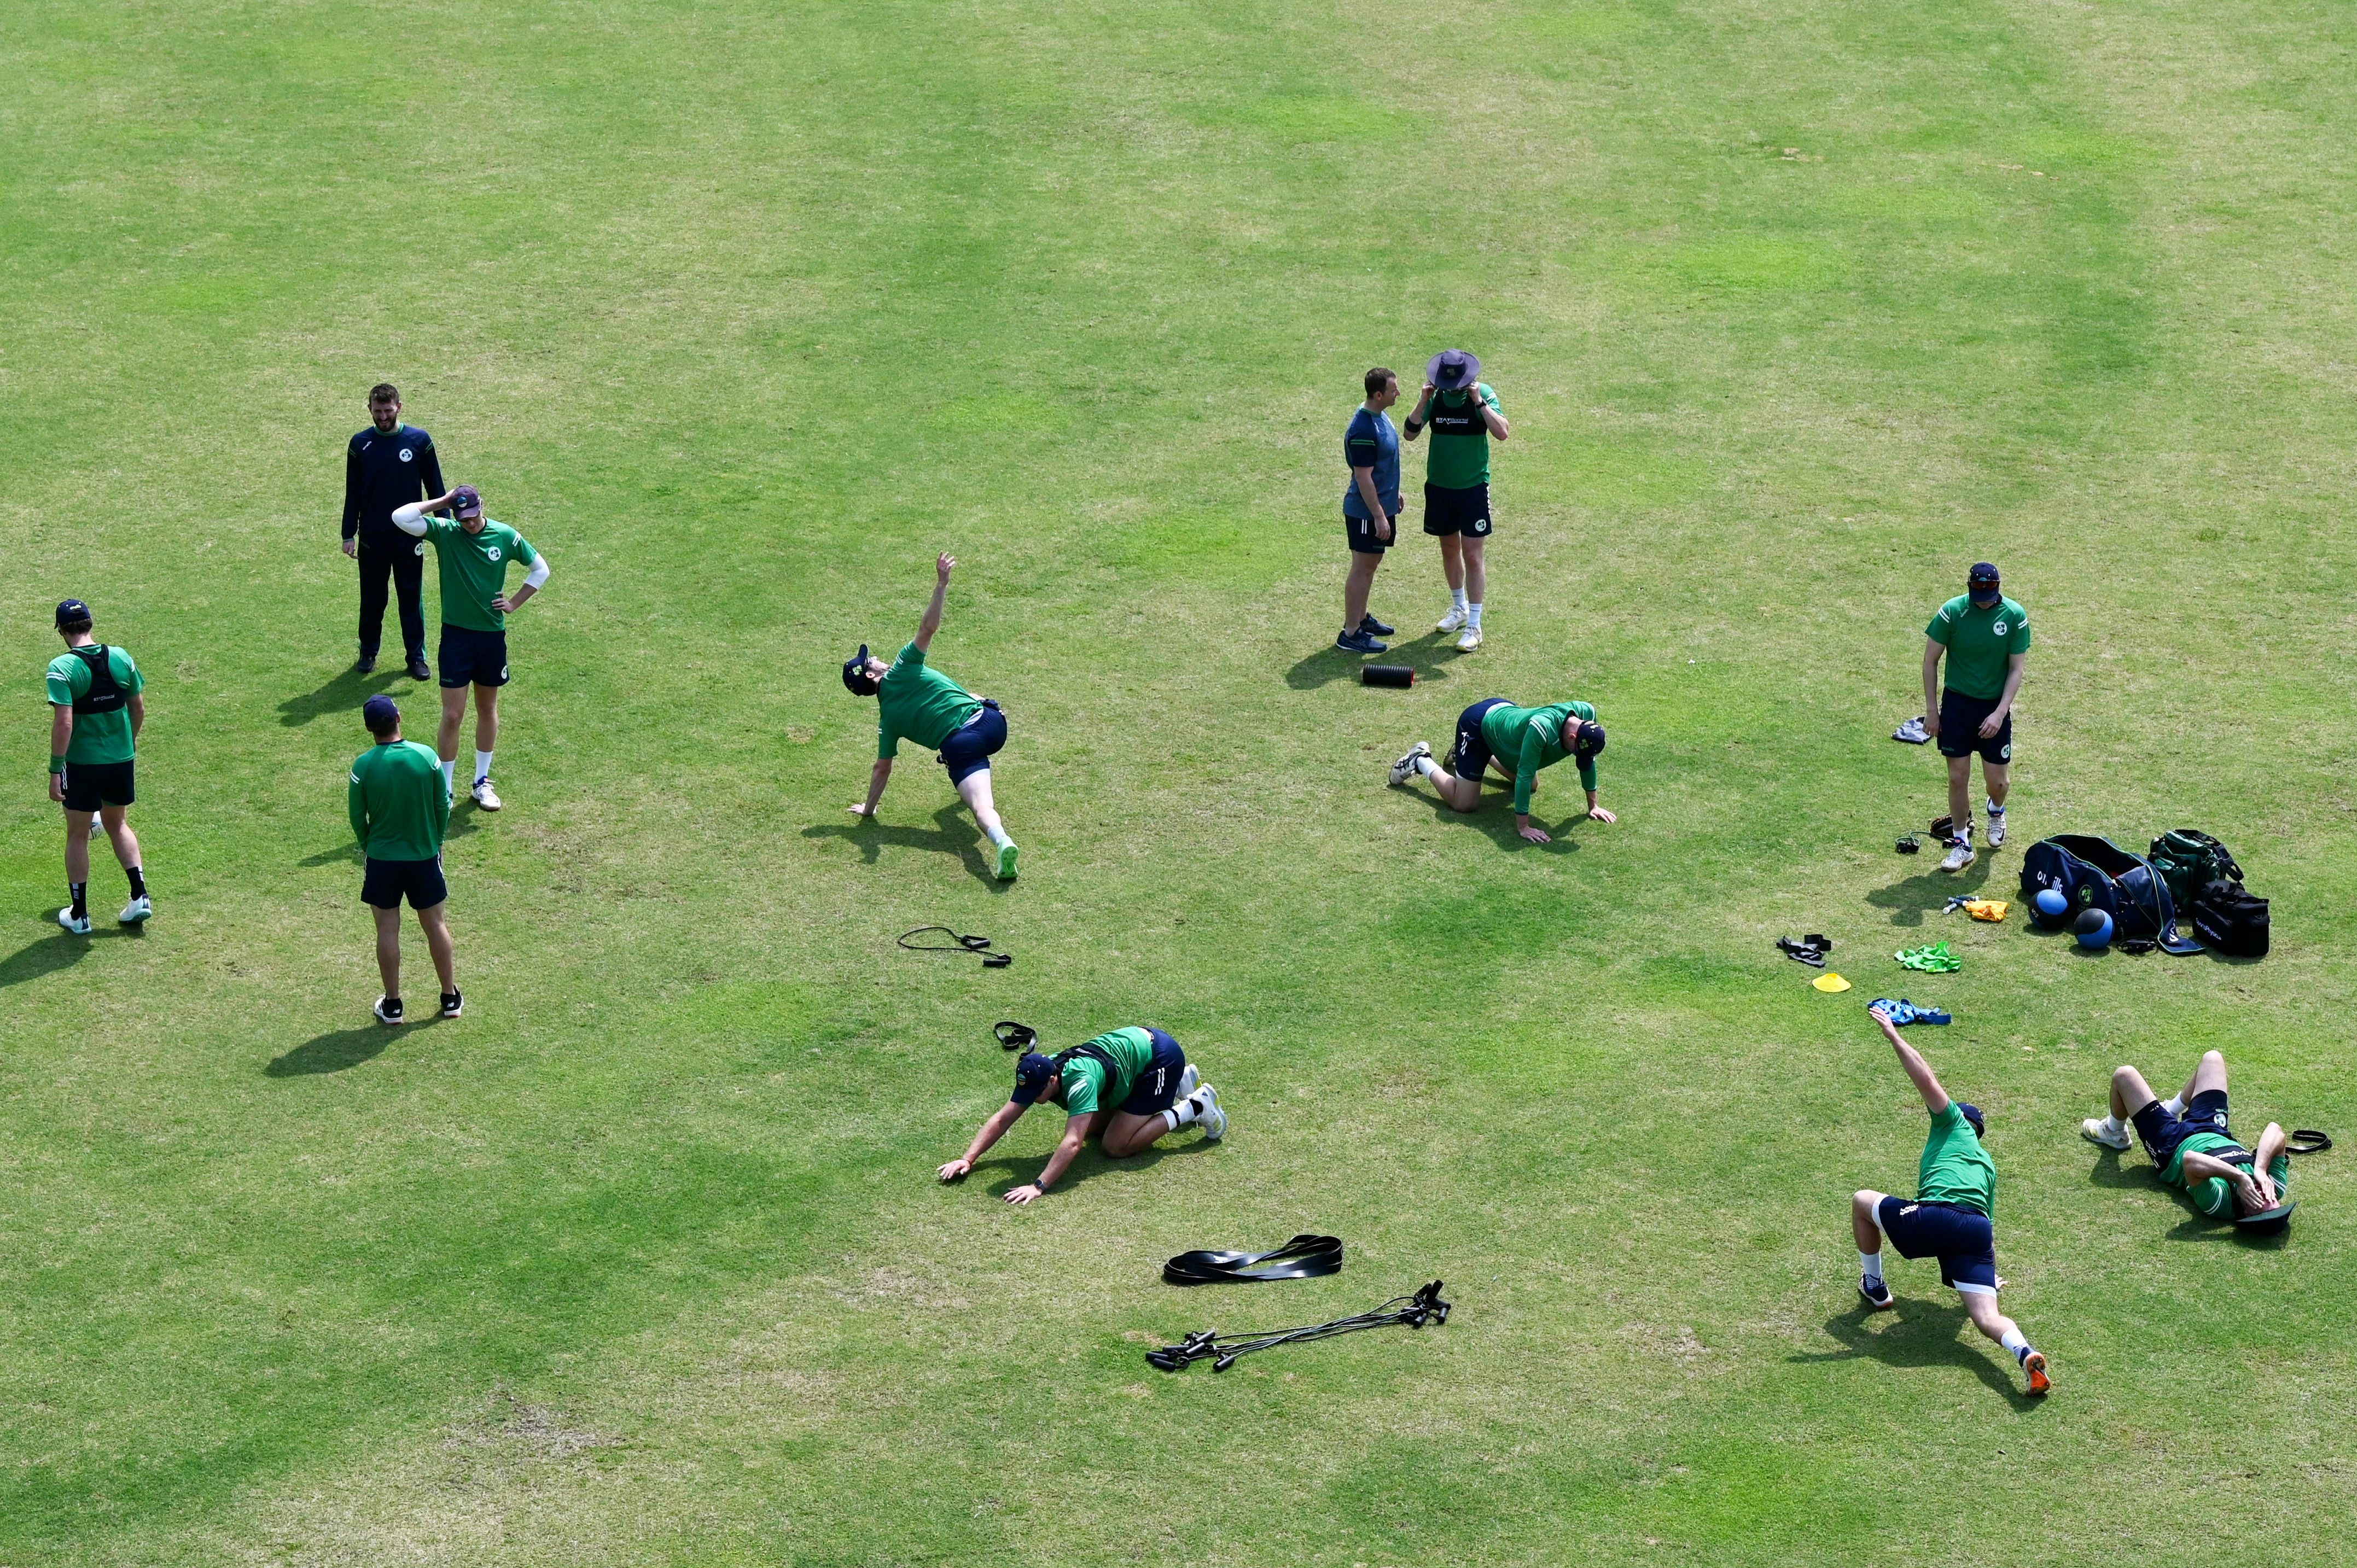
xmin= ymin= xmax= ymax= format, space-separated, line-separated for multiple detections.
xmin=2033 ymin=888 xmax=2069 ymax=924
xmin=2075 ymin=908 xmax=2114 ymax=948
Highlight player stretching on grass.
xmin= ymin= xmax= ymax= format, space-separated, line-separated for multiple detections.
xmin=1388 ymin=698 xmax=1613 ymax=843
xmin=391 ymin=486 xmax=550 ymax=812
xmin=937 ymin=1027 xmax=1226 ymax=1204
xmin=2081 ymin=1052 xmax=2291 ymax=1221
xmin=843 ymin=553 xmax=1019 ymax=879
xmin=45 ymin=600 xmax=152 ymax=932
xmin=1850 ymin=1006 xmax=2051 ymax=1396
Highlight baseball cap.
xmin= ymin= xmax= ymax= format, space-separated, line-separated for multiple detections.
xmin=1968 ymin=562 xmax=2001 ymax=605
xmin=450 ymin=485 xmax=484 ymax=518
xmin=362 ymin=694 xmax=401 ymax=733
xmin=1956 ymin=1102 xmax=1987 ymax=1138
xmin=54 ymin=598 xmax=91 ymax=628
xmin=1010 ymin=1051 xmax=1058 ymax=1106
xmin=1570 ymin=719 xmax=1606 ymax=760
xmin=1426 ymin=349 xmax=1481 ymax=392
xmin=841 ymin=643 xmax=878 ymax=696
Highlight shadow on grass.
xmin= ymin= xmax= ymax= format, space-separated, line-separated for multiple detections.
xmin=265 ymin=1025 xmax=401 ymax=1076
xmin=2087 ymin=1148 xmax=2291 ymax=1246
xmin=962 ymin=1133 xmax=1222 ymax=1200
xmin=0 ymin=932 xmax=93 ymax=988
xmin=280 ymin=666 xmax=406 ymax=728
xmin=1865 ymin=855 xmax=1995 ymax=927
xmin=801 ymin=803 xmax=1010 ymax=889
xmin=1394 ymin=780 xmax=1584 ymax=855
xmin=1285 ymin=631 xmax=1465 ymax=691
xmin=1795 ymin=1301 xmax=2045 ymax=1408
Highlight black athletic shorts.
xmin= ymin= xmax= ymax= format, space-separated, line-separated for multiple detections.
xmin=438 ymin=625 xmax=510 ymax=690
xmin=1345 ymin=506 xmax=1401 ymax=554
xmin=1936 ymin=686 xmax=2012 ymax=763
xmin=1115 ymin=1028 xmax=1189 ymax=1116
xmin=61 ymin=760 xmax=135 ymax=812
xmin=2132 ymin=1088 xmax=2232 ymax=1169
xmin=1449 ymin=698 xmax=1512 ymax=780
xmin=1422 ymin=482 xmax=1492 ymax=538
xmin=362 ymin=855 xmax=449 ymax=911
xmin=1877 ymin=1196 xmax=1999 ymax=1293
xmin=938 ymin=700 xmax=1007 ymax=785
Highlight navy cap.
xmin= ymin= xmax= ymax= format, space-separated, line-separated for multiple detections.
xmin=54 ymin=599 xmax=91 ymax=628
xmin=1570 ymin=719 xmax=1606 ymax=759
xmin=1957 ymin=1102 xmax=1987 ymax=1138
xmin=1968 ymin=562 xmax=2001 ymax=604
xmin=451 ymin=485 xmax=484 ymax=518
xmin=363 ymin=695 xmax=401 ymax=732
xmin=1426 ymin=348 xmax=1480 ymax=392
xmin=1010 ymin=1051 xmax=1058 ymax=1106
xmin=842 ymin=643 xmax=878 ymax=696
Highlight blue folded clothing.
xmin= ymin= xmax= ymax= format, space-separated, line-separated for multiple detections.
xmin=1867 ymin=999 xmax=1950 ymax=1026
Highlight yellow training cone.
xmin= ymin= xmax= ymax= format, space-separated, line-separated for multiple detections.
xmin=1813 ymin=971 xmax=1852 ymax=992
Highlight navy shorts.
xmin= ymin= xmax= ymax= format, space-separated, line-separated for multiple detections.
xmin=438 ymin=625 xmax=510 ymax=690
xmin=362 ymin=855 xmax=449 ymax=911
xmin=1115 ymin=1028 xmax=1189 ymax=1117
xmin=2132 ymin=1088 xmax=2232 ymax=1169
xmin=1449 ymin=698 xmax=1512 ymax=780
xmin=1345 ymin=506 xmax=1400 ymax=554
xmin=1936 ymin=687 xmax=2012 ymax=763
xmin=61 ymin=760 xmax=135 ymax=811
xmin=1877 ymin=1196 xmax=1998 ymax=1293
xmin=1422 ymin=482 xmax=1492 ymax=538
xmin=938 ymin=700 xmax=1007 ymax=785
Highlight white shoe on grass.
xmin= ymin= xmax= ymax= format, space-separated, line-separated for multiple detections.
xmin=1177 ymin=1063 xmax=1200 ymax=1101
xmin=57 ymin=907 xmax=91 ymax=936
xmin=1389 ymin=741 xmax=1431 ymax=786
xmin=1987 ymin=812 xmax=2007 ymax=848
xmin=472 ymin=777 xmax=502 ymax=811
xmin=1939 ymin=841 xmax=1975 ymax=872
xmin=1192 ymin=1084 xmax=1225 ymax=1140
xmin=119 ymin=895 xmax=151 ymax=925
xmin=1456 ymin=625 xmax=1483 ymax=652
xmin=1435 ymin=604 xmax=1468 ymax=633
xmin=2081 ymin=1117 xmax=2131 ymax=1151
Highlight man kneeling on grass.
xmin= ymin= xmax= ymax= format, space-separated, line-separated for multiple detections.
xmin=1389 ymin=696 xmax=1613 ymax=843
xmin=936 ymin=1027 xmax=1225 ymax=1204
xmin=2081 ymin=1051 xmax=2290 ymax=1221
xmin=1850 ymin=1006 xmax=2051 ymax=1395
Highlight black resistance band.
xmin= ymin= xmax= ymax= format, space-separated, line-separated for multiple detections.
xmin=896 ymin=925 xmax=1011 ymax=967
xmin=1146 ymin=1280 xmax=1451 ymax=1372
xmin=1163 ymin=1234 xmax=1343 ymax=1285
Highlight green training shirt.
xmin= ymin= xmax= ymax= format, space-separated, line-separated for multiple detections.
xmin=348 ymin=739 xmax=452 ymax=861
xmin=1916 ymin=1102 xmax=1997 ymax=1218
xmin=423 ymin=515 xmax=539 ymax=632
xmin=1477 ymin=700 xmax=1598 ymax=814
xmin=45 ymin=645 xmax=144 ymax=765
xmin=1925 ymin=594 xmax=2030 ymax=701
xmin=1423 ymin=383 xmax=1502 ymax=489
xmin=876 ymin=642 xmax=983 ymax=760
xmin=1050 ymin=1027 xmax=1157 ymax=1116
xmin=2163 ymin=1132 xmax=2291 ymax=1219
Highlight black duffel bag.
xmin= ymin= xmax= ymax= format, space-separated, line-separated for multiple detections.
xmin=2191 ymin=878 xmax=2269 ymax=958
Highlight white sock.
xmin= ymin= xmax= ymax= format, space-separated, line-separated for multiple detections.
xmin=1956 ymin=820 xmax=1973 ymax=844
xmin=2097 ymin=1114 xmax=2126 ymax=1139
xmin=2000 ymin=1328 xmax=2030 ymax=1361
xmin=1451 ymin=586 xmax=1468 ymax=610
xmin=1860 ymin=1250 xmax=1884 ymax=1284
xmin=440 ymin=760 xmax=456 ymax=790
xmin=1467 ymin=602 xmax=1484 ymax=629
xmin=1413 ymin=755 xmax=1444 ymax=780
xmin=474 ymin=749 xmax=493 ymax=783
xmin=2162 ymin=1095 xmax=2185 ymax=1117
xmin=984 ymin=824 xmax=1012 ymax=849
xmin=1159 ymin=1095 xmax=1204 ymax=1134
xmin=1988 ymin=800 xmax=2005 ymax=815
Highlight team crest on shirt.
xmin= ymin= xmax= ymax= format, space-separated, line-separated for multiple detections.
xmin=487 ymin=546 xmax=502 ymax=561
xmin=398 ymin=448 xmax=413 ymax=463
xmin=1993 ymin=620 xmax=2008 ymax=634
xmin=415 ymin=541 xmax=426 ymax=556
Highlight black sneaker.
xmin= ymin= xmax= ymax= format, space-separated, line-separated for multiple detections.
xmin=1860 ymin=1275 xmax=1894 ymax=1310
xmin=353 ymin=654 xmax=376 ymax=674
xmin=373 ymin=995 xmax=405 ymax=1026
xmin=1359 ymin=613 xmax=1395 ymax=637
xmin=406 ymin=656 xmax=432 ymax=681
xmin=1336 ymin=628 xmax=1389 ymax=654
xmin=440 ymin=989 xmax=463 ymax=1019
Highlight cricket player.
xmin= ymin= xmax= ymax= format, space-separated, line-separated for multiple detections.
xmin=45 ymin=599 xmax=152 ymax=932
xmin=1389 ymin=697 xmax=1614 ymax=843
xmin=1402 ymin=348 xmax=1509 ymax=650
xmin=937 ymin=1027 xmax=1226 ymax=1203
xmin=1923 ymin=562 xmax=2029 ymax=870
xmin=348 ymin=694 xmax=458 ymax=1024
xmin=342 ymin=382 xmax=445 ymax=680
xmin=2081 ymin=1051 xmax=2292 ymax=1221
xmin=1337 ymin=366 xmax=1402 ymax=653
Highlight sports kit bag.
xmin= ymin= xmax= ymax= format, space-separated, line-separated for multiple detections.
xmin=2146 ymin=829 xmax=2243 ymax=910
xmin=2191 ymin=878 xmax=2269 ymax=958
xmin=2020 ymin=835 xmax=2202 ymax=954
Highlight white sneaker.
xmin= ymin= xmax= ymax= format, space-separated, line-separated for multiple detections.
xmin=1389 ymin=741 xmax=1431 ymax=786
xmin=1435 ymin=604 xmax=1468 ymax=633
xmin=57 ymin=907 xmax=91 ymax=936
xmin=1939 ymin=841 xmax=1975 ymax=872
xmin=1192 ymin=1083 xmax=1225 ymax=1140
xmin=1987 ymin=813 xmax=2007 ymax=848
xmin=1456 ymin=625 xmax=1483 ymax=651
xmin=1177 ymin=1063 xmax=1201 ymax=1101
xmin=472 ymin=777 xmax=502 ymax=811
xmin=119 ymin=895 xmax=152 ymax=925
xmin=2081 ymin=1117 xmax=2131 ymax=1151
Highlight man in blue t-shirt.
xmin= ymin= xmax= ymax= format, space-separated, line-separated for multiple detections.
xmin=341 ymin=382 xmax=446 ymax=680
xmin=1337 ymin=367 xmax=1402 ymax=654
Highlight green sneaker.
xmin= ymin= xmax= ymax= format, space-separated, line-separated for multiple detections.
xmin=996 ymin=841 xmax=1019 ymax=880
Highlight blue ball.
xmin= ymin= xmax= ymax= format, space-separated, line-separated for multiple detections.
xmin=2075 ymin=908 xmax=2114 ymax=948
xmin=2034 ymin=888 xmax=2069 ymax=922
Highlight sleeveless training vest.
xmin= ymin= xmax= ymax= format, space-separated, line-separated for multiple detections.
xmin=68 ymin=645 xmax=125 ymax=716
xmin=1425 ymin=390 xmax=1488 ymax=439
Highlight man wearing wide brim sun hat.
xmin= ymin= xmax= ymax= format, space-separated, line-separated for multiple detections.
xmin=1402 ymin=348 xmax=1510 ymax=651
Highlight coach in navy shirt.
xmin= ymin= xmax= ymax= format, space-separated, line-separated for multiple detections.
xmin=1337 ymin=366 xmax=1402 ymax=654
xmin=341 ymin=382 xmax=445 ymax=679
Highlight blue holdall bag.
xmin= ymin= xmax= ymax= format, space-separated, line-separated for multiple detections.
xmin=2020 ymin=835 xmax=2203 ymax=954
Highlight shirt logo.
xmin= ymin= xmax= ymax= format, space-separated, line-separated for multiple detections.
xmin=398 ymin=448 xmax=413 ymax=463
xmin=486 ymin=546 xmax=502 ymax=561
xmin=1993 ymin=620 xmax=2008 ymax=634
xmin=415 ymin=541 xmax=426 ymax=556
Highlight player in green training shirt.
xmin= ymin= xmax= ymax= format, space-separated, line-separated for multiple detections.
xmin=45 ymin=599 xmax=153 ymax=932
xmin=392 ymin=485 xmax=552 ymax=814
xmin=937 ymin=1026 xmax=1226 ymax=1203
xmin=1402 ymin=349 xmax=1509 ymax=650
xmin=842 ymin=553 xmax=1019 ymax=879
xmin=348 ymin=695 xmax=459 ymax=1025
xmin=1388 ymin=697 xmax=1615 ymax=843
xmin=2081 ymin=1051 xmax=2292 ymax=1222
xmin=1922 ymin=561 xmax=2029 ymax=871
xmin=1849 ymin=1007 xmax=2051 ymax=1395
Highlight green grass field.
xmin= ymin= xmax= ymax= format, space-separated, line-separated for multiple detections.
xmin=7 ymin=1 xmax=2357 ymax=1562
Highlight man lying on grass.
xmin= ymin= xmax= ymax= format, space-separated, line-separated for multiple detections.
xmin=1389 ymin=697 xmax=1613 ymax=843
xmin=1850 ymin=1005 xmax=2051 ymax=1396
xmin=2081 ymin=1050 xmax=2290 ymax=1221
xmin=937 ymin=1027 xmax=1225 ymax=1203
